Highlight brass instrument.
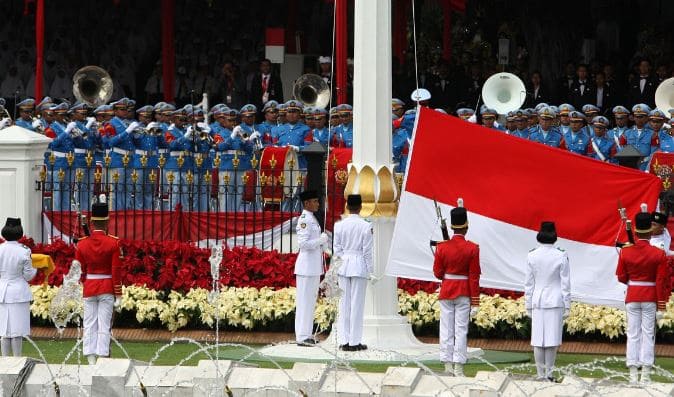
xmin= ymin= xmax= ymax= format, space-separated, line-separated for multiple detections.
xmin=73 ymin=66 xmax=114 ymax=107
xmin=292 ymin=74 xmax=330 ymax=108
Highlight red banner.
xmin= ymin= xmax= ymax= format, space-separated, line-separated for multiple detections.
xmin=34 ymin=0 xmax=44 ymax=100
xmin=326 ymin=148 xmax=352 ymax=230
xmin=44 ymin=210 xmax=296 ymax=242
xmin=161 ymin=0 xmax=175 ymax=102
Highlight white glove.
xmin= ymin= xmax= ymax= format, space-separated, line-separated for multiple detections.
xmin=125 ymin=121 xmax=140 ymax=134
xmin=319 ymin=232 xmax=329 ymax=245
xmin=146 ymin=121 xmax=160 ymax=130
xmin=197 ymin=122 xmax=211 ymax=133
xmin=563 ymin=308 xmax=570 ymax=319
xmin=85 ymin=117 xmax=96 ymax=129
xmin=288 ymin=144 xmax=300 ymax=151
xmin=249 ymin=131 xmax=261 ymax=140
xmin=168 ymin=123 xmax=176 ymax=131
xmin=368 ymin=273 xmax=379 ymax=285
xmin=470 ymin=307 xmax=479 ymax=319
xmin=230 ymin=129 xmax=239 ymax=139
xmin=526 ymin=309 xmax=532 ymax=318
xmin=656 ymin=311 xmax=664 ymax=321
xmin=0 ymin=118 xmax=11 ymax=129
xmin=32 ymin=118 xmax=42 ymax=128
xmin=114 ymin=296 xmax=122 ymax=309
xmin=65 ymin=121 xmax=77 ymax=134
xmin=184 ymin=126 xmax=194 ymax=139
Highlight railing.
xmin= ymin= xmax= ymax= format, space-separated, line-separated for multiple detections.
xmin=36 ymin=151 xmax=349 ymax=252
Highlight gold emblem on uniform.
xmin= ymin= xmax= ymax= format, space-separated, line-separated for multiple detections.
xmin=300 ymin=223 xmax=307 ymax=229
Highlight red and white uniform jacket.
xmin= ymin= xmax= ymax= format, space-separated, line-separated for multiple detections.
xmin=616 ymin=239 xmax=670 ymax=310
xmin=75 ymin=230 xmax=123 ymax=298
xmin=432 ymin=234 xmax=481 ymax=305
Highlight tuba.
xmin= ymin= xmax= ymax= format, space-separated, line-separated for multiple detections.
xmin=655 ymin=77 xmax=674 ymax=115
xmin=72 ymin=66 xmax=113 ymax=108
xmin=293 ymin=74 xmax=330 ymax=109
xmin=481 ymin=72 xmax=527 ymax=115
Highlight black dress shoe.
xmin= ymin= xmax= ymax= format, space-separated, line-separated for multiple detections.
xmin=302 ymin=338 xmax=318 ymax=345
xmin=339 ymin=344 xmax=349 ymax=351
xmin=350 ymin=344 xmax=367 ymax=351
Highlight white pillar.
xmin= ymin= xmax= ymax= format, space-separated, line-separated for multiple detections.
xmin=350 ymin=0 xmax=427 ymax=350
xmin=0 ymin=126 xmax=51 ymax=240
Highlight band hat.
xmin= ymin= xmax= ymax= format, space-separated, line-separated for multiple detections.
xmin=612 ymin=105 xmax=629 ymax=115
xmin=17 ymin=98 xmax=35 ymax=109
xmin=537 ymin=106 xmax=555 ymax=119
xmin=262 ymin=100 xmax=279 ymax=112
xmin=558 ymin=103 xmax=575 ymax=115
xmin=632 ymin=103 xmax=650 ymax=115
xmin=634 ymin=212 xmax=653 ymax=233
xmin=392 ymin=98 xmax=405 ymax=108
xmin=582 ymin=104 xmax=599 ymax=114
xmin=649 ymin=109 xmax=667 ymax=120
xmin=91 ymin=195 xmax=109 ymax=221
xmin=568 ymin=111 xmax=585 ymax=121
xmin=240 ymin=104 xmax=257 ymax=115
xmin=450 ymin=207 xmax=468 ymax=229
xmin=592 ymin=116 xmax=609 ymax=127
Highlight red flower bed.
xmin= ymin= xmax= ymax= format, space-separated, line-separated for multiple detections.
xmin=7 ymin=238 xmax=521 ymax=297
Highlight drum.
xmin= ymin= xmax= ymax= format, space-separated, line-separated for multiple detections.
xmin=259 ymin=146 xmax=300 ymax=204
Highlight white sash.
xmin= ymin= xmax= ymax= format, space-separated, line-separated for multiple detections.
xmin=590 ymin=138 xmax=606 ymax=161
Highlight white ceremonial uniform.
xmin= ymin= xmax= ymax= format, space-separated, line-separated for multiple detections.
xmin=651 ymin=229 xmax=672 ymax=255
xmin=524 ymin=244 xmax=570 ymax=346
xmin=294 ymin=209 xmax=325 ymax=342
xmin=524 ymin=243 xmax=571 ymax=379
xmin=0 ymin=241 xmax=37 ymax=338
xmin=333 ymin=214 xmax=373 ymax=346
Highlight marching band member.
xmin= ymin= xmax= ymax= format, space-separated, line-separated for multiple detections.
xmin=616 ymin=211 xmax=670 ymax=384
xmin=108 ymin=99 xmax=138 ymax=210
xmin=586 ymin=116 xmax=617 ymax=162
xmin=529 ymin=107 xmax=566 ymax=148
xmin=257 ymin=100 xmax=279 ymax=147
xmin=524 ymin=221 xmax=571 ymax=381
xmin=609 ymin=106 xmax=630 ymax=150
xmin=433 ymin=204 xmax=481 ymax=377
xmin=564 ymin=111 xmax=590 ymax=155
xmin=14 ymin=99 xmax=36 ymax=131
xmin=620 ymin=104 xmax=658 ymax=171
xmin=0 ymin=218 xmax=37 ymax=357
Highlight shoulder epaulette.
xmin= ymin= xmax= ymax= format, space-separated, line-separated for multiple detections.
xmin=108 ymin=234 xmax=119 ymax=239
xmin=77 ymin=236 xmax=88 ymax=241
xmin=621 ymin=243 xmax=634 ymax=248
xmin=556 ymin=247 xmax=565 ymax=252
xmin=529 ymin=247 xmax=537 ymax=252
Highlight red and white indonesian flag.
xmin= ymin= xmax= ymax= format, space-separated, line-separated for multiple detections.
xmin=386 ymin=107 xmax=662 ymax=306
xmin=265 ymin=28 xmax=285 ymax=64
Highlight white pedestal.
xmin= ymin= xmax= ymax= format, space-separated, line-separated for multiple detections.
xmin=0 ymin=126 xmax=50 ymax=239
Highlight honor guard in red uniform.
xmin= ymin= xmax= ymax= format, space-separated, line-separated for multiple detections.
xmin=75 ymin=195 xmax=123 ymax=365
xmin=433 ymin=203 xmax=481 ymax=376
xmin=616 ymin=211 xmax=671 ymax=384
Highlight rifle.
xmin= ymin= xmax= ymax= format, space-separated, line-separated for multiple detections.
xmin=616 ymin=201 xmax=635 ymax=247
xmin=73 ymin=201 xmax=90 ymax=244
xmin=430 ymin=199 xmax=450 ymax=247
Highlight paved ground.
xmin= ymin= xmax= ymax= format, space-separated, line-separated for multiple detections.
xmin=30 ymin=327 xmax=674 ymax=357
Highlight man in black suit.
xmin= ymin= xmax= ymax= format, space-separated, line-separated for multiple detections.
xmin=627 ymin=59 xmax=657 ymax=108
xmin=429 ymin=62 xmax=462 ymax=110
xmin=249 ymin=58 xmax=283 ymax=111
xmin=593 ymin=72 xmax=613 ymax=115
xmin=569 ymin=64 xmax=595 ymax=110
xmin=524 ymin=71 xmax=549 ymax=108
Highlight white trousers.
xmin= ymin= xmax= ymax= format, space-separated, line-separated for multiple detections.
xmin=295 ymin=275 xmax=320 ymax=342
xmin=439 ymin=296 xmax=470 ymax=364
xmin=626 ymin=301 xmax=656 ymax=367
xmin=83 ymin=294 xmax=114 ymax=357
xmin=337 ymin=276 xmax=367 ymax=346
